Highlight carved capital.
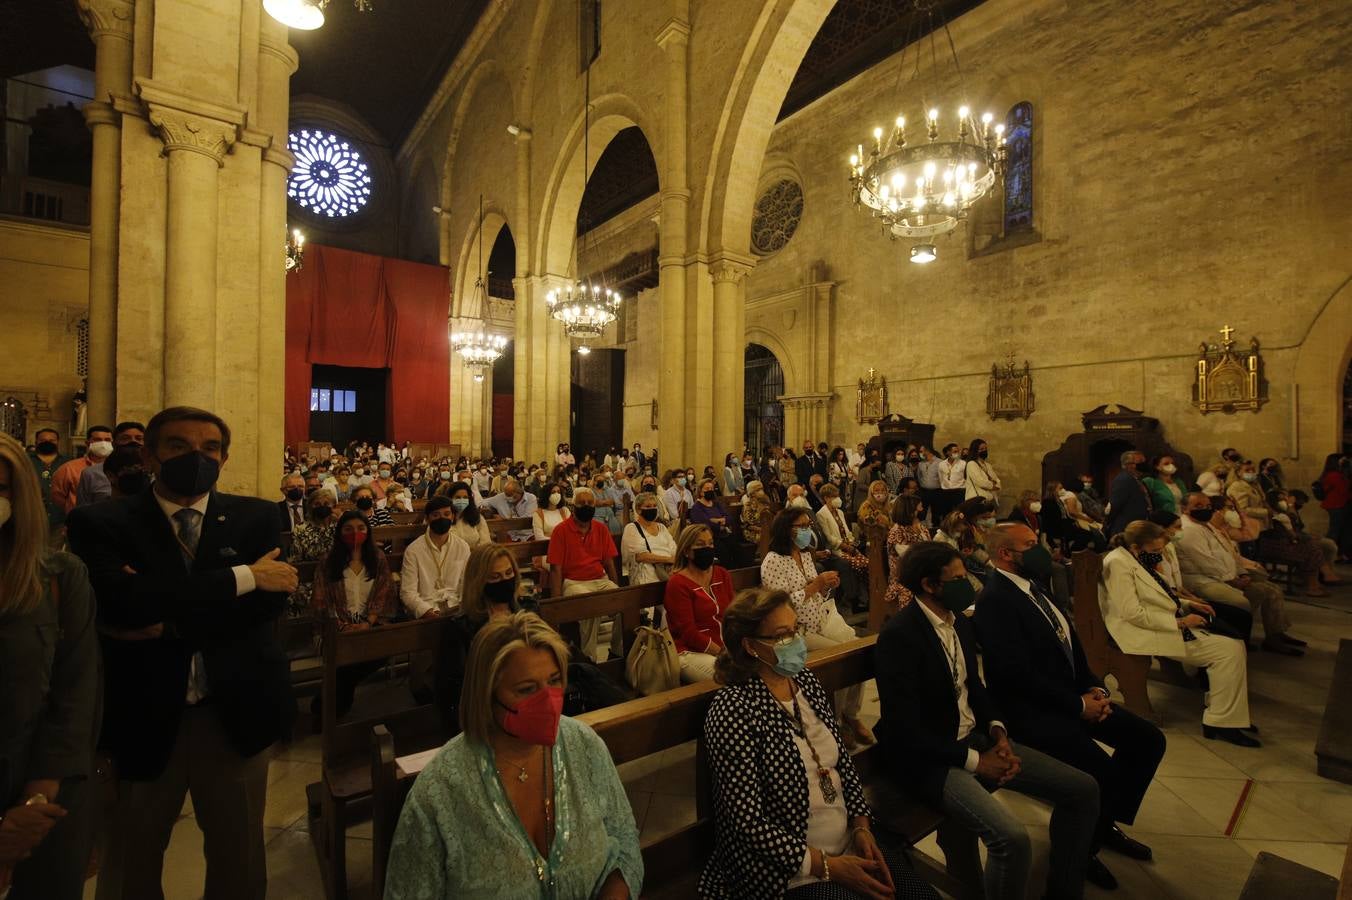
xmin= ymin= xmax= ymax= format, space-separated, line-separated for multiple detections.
xmin=710 ymin=260 xmax=753 ymax=285
xmin=148 ymin=106 xmax=236 ymax=166
xmin=76 ymin=0 xmax=133 ymax=40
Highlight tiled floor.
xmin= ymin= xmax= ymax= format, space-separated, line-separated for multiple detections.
xmin=86 ymin=582 xmax=1352 ymax=899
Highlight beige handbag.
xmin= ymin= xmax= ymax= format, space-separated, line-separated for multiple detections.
xmin=625 ymin=608 xmax=681 ymax=696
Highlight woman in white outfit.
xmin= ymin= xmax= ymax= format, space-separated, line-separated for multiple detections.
xmin=1099 ymin=520 xmax=1258 ymax=747
xmin=962 ymin=437 xmax=1002 ymax=502
xmin=759 ymin=507 xmax=871 ymax=748
xmin=620 ymin=493 xmax=677 ymax=585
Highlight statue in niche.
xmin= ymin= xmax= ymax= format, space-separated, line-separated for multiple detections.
xmin=856 ymin=368 xmax=887 ymax=424
xmin=1192 ymin=326 xmax=1267 ymax=414
xmin=988 ymin=354 xmax=1034 ymax=420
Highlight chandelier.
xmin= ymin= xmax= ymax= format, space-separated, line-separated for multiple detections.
xmin=264 ymin=0 xmax=372 ymax=31
xmin=546 ymin=60 xmax=622 ymax=353
xmin=285 ymin=228 xmax=305 ymax=273
xmin=450 ymin=196 xmax=507 ymax=382
xmin=847 ymin=0 xmax=1005 ymax=263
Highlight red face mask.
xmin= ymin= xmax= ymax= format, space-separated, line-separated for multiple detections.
xmin=495 ymin=685 xmax=564 ymax=746
xmin=340 ymin=531 xmax=367 ymax=548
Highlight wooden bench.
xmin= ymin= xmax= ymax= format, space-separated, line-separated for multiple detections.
xmin=488 ymin=515 xmax=532 ymax=539
xmin=1069 ymin=550 xmax=1156 ymax=721
xmin=1316 ymin=639 xmax=1352 ymax=784
xmin=370 ymin=634 xmax=962 ymax=900
xmin=369 ymin=524 xmax=425 ymax=554
xmin=864 ymin=523 xmax=891 ymax=634
xmin=1237 ymin=838 xmax=1351 ymax=900
xmin=388 ymin=510 xmax=421 ymax=525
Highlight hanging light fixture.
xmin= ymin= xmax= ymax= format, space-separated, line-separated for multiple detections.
xmin=285 ymin=227 xmax=305 ymax=273
xmin=545 ymin=53 xmax=622 ymax=354
xmin=847 ymin=0 xmax=1005 ymax=262
xmin=264 ymin=0 xmax=373 ymax=31
xmin=450 ymin=196 xmax=508 ymax=383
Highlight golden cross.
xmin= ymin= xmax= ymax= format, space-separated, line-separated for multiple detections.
xmin=1219 ymin=324 xmax=1235 ymax=344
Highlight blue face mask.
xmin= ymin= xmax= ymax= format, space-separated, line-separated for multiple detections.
xmin=764 ymin=634 xmax=808 ymax=677
xmin=451 ymin=497 xmax=470 ymax=512
xmin=793 ymin=527 xmax=814 ymax=550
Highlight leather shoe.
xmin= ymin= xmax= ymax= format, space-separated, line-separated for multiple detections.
xmin=1281 ymin=634 xmax=1308 ymax=647
xmin=1085 ymin=855 xmax=1118 ymax=890
xmin=1203 ymin=724 xmax=1262 ymax=747
xmin=1261 ymin=639 xmax=1304 ymax=657
xmin=1102 ymin=825 xmax=1152 ymax=860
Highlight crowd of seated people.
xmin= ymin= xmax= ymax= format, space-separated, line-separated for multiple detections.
xmin=10 ymin=414 xmax=1351 ymax=900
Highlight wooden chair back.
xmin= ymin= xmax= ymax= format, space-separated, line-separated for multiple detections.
xmin=864 ymin=523 xmax=890 ymax=633
xmin=369 ymin=524 xmax=425 ymax=554
xmin=1070 ymin=550 xmax=1155 ymax=721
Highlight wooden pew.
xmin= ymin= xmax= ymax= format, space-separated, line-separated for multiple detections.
xmin=1316 ymin=639 xmax=1352 ymax=784
xmin=1069 ymin=550 xmax=1156 ymax=721
xmin=864 ymin=523 xmax=891 ymax=634
xmin=368 ymin=524 xmax=425 ymax=554
xmin=388 ymin=510 xmax=421 ymax=525
xmin=488 ymin=516 xmax=532 ymax=539
xmin=370 ymin=634 xmax=961 ymax=900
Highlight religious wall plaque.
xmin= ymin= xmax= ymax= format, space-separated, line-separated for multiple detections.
xmin=1192 ymin=326 xmax=1267 ymax=414
xmin=987 ymin=355 xmax=1034 ymax=420
xmin=856 ymin=368 xmax=888 ymax=424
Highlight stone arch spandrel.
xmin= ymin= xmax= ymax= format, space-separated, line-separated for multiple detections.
xmin=1292 ymin=273 xmax=1352 ymax=473
xmin=744 ymin=325 xmax=799 ymax=397
xmin=439 ymin=58 xmax=517 ymax=264
xmin=452 ymin=208 xmax=513 ymax=320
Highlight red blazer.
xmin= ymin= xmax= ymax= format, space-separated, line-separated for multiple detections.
xmin=663 ymin=566 xmax=734 ymax=654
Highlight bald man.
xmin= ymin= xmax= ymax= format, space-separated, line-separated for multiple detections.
xmin=974 ymin=523 xmax=1165 ymax=890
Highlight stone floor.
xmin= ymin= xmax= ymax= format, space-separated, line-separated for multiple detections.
xmin=84 ymin=580 xmax=1352 ymax=899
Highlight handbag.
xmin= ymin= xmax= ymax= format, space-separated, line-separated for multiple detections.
xmin=625 ymin=606 xmax=681 ymax=696
xmin=638 ymin=526 xmax=672 ymax=582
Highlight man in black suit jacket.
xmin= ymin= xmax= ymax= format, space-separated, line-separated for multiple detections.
xmin=67 ymin=406 xmax=298 ymax=900
xmin=875 ymin=541 xmax=1098 ymax=900
xmin=975 ymin=524 xmax=1165 ymax=887
xmin=1105 ymin=450 xmax=1153 ymax=538
xmin=277 ymin=470 xmax=306 ymax=533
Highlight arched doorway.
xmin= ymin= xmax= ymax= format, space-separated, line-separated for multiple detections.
xmin=744 ymin=344 xmax=784 ymax=457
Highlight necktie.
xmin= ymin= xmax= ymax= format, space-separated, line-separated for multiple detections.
xmin=1028 ymin=584 xmax=1074 ymax=671
xmin=291 ymin=504 xmax=303 ymax=526
xmin=174 ymin=508 xmax=201 ymax=569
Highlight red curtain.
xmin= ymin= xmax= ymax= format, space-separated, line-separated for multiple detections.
xmin=285 ymin=244 xmax=450 ymax=448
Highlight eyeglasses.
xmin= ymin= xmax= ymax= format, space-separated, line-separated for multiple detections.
xmin=754 ymin=629 xmax=802 ymax=647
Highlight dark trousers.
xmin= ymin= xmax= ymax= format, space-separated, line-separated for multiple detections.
xmin=1018 ymin=703 xmax=1166 ymax=849
xmin=5 ymin=775 xmax=93 ymax=900
xmin=920 ymin=488 xmax=943 ymax=527
xmin=933 ymin=489 xmax=966 ymax=524
xmin=310 ymin=658 xmax=386 ymax=719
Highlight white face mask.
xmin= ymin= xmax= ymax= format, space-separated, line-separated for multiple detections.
xmin=548 ymin=492 xmax=562 ymax=508
xmin=788 ymin=496 xmax=809 ymax=509
xmin=1028 ymin=502 xmax=1043 ymax=513
xmin=1160 ymin=464 xmax=1177 ymax=475
xmin=0 ymin=496 xmax=11 ymax=528
xmin=89 ymin=440 xmax=113 ymax=458
xmin=830 ymin=497 xmax=842 ymax=509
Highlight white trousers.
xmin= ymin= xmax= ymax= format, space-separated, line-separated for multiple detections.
xmin=678 ymin=651 xmax=718 ymax=684
xmin=1163 ymin=631 xmax=1251 ymax=728
xmin=565 ymin=577 xmax=622 ymax=663
xmin=803 ymin=608 xmax=863 ymax=718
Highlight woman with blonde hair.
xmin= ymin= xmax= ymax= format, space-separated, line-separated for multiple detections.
xmin=621 ymin=491 xmax=676 ymax=586
xmin=0 ymin=433 xmax=99 ymax=899
xmin=663 ymin=524 xmax=734 ymax=683
xmin=387 ymin=612 xmax=642 ymax=898
xmin=1100 ymin=520 xmax=1257 ymax=747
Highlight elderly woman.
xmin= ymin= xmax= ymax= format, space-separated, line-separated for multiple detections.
xmin=741 ymin=480 xmax=772 ymax=545
xmin=760 ymin=508 xmax=869 ymax=747
xmin=621 ymin=491 xmax=677 ymax=585
xmin=0 ymin=434 xmax=98 ymax=900
xmin=387 ymin=613 xmax=642 ymax=898
xmin=1100 ymin=521 xmax=1257 ymax=747
xmin=699 ymin=588 xmax=937 ymax=900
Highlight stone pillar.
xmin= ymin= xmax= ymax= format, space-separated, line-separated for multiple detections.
xmin=146 ymin=105 xmax=236 ymax=408
xmin=710 ymin=254 xmax=753 ymax=462
xmin=255 ymin=20 xmax=297 ymax=492
xmin=656 ymin=17 xmax=691 ymax=466
xmin=77 ymin=0 xmax=134 ymax=426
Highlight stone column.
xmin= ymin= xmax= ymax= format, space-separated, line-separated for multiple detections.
xmin=77 ymin=0 xmax=134 ymax=426
xmin=146 ymin=105 xmax=236 ymax=408
xmin=710 ymin=255 xmax=753 ymax=462
xmin=656 ymin=17 xmax=691 ymax=466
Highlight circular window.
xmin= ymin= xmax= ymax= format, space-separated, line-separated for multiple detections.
xmin=287 ymin=129 xmax=372 ymax=217
xmin=750 ymin=179 xmax=804 ymax=256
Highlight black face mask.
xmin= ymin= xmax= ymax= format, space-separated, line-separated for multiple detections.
xmin=116 ymin=470 xmax=151 ymax=495
xmin=285 ymin=487 xmax=304 ymax=502
xmin=640 ymin=508 xmax=659 ymax=522
xmin=1137 ymin=550 xmax=1164 ymax=570
xmin=157 ymin=451 xmax=220 ymax=497
xmin=482 ymin=578 xmax=517 ymax=606
xmin=35 ymin=441 xmax=58 ymax=455
xmin=311 ymin=505 xmax=332 ymax=520
xmin=355 ymin=497 xmax=374 ymax=511
xmin=641 ymin=484 xmax=656 ymax=493
xmin=703 ymin=490 xmax=717 ymax=501
xmin=428 ymin=517 xmax=453 ymax=535
xmin=1188 ymin=507 xmax=1215 ymax=523
xmin=691 ymin=547 xmax=717 ymax=570
xmin=978 ymin=450 xmax=989 ymax=460
xmin=573 ymin=505 xmax=595 ymax=523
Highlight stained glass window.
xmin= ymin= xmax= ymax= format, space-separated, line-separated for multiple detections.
xmin=1003 ymin=102 xmax=1033 ymax=233
xmin=287 ymin=129 xmax=372 ymax=218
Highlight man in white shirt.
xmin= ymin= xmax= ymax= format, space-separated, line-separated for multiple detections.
xmin=480 ymin=478 xmax=538 ymax=518
xmin=663 ymin=474 xmax=694 ymax=521
xmin=399 ymin=495 xmax=471 ymax=618
xmin=377 ymin=443 xmax=396 ymax=466
xmin=934 ymin=442 xmax=967 ymax=524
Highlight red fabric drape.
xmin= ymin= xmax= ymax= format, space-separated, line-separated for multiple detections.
xmin=285 ymin=244 xmax=450 ymax=448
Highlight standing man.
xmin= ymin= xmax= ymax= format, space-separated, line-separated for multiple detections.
xmin=936 ymin=443 xmax=967 ymax=524
xmin=66 ymin=406 xmax=297 ymax=900
xmin=277 ymin=472 xmax=307 ymax=532
xmin=28 ymin=425 xmax=71 ymax=532
xmin=51 ymin=424 xmax=114 ymax=514
xmin=916 ymin=446 xmax=942 ymax=527
xmin=795 ymin=441 xmax=818 ymax=486
xmin=1105 ymin=451 xmax=1152 ymax=538
xmin=75 ymin=421 xmax=147 ymax=508
xmin=547 ymin=486 xmax=621 ymax=661
xmin=976 ymin=524 xmax=1165 ymax=890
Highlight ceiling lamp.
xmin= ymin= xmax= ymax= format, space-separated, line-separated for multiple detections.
xmin=450 ymin=196 xmax=507 ymax=382
xmin=848 ymin=1 xmax=1005 ymax=261
xmin=545 ymin=55 xmax=622 ymax=354
xmin=285 ymin=228 xmax=305 ymax=273
xmin=264 ymin=0 xmax=373 ymax=31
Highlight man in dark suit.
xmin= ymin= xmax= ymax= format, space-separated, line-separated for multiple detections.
xmin=976 ymin=524 xmax=1166 ymax=890
xmin=1105 ymin=450 xmax=1153 ymax=538
xmin=277 ymin=470 xmax=306 ymax=532
xmin=875 ymin=541 xmax=1098 ymax=900
xmin=67 ymin=406 xmax=298 ymax=900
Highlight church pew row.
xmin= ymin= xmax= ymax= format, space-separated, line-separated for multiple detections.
xmin=369 ymin=635 xmax=964 ymax=900
xmin=305 ymin=566 xmax=759 ymax=900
